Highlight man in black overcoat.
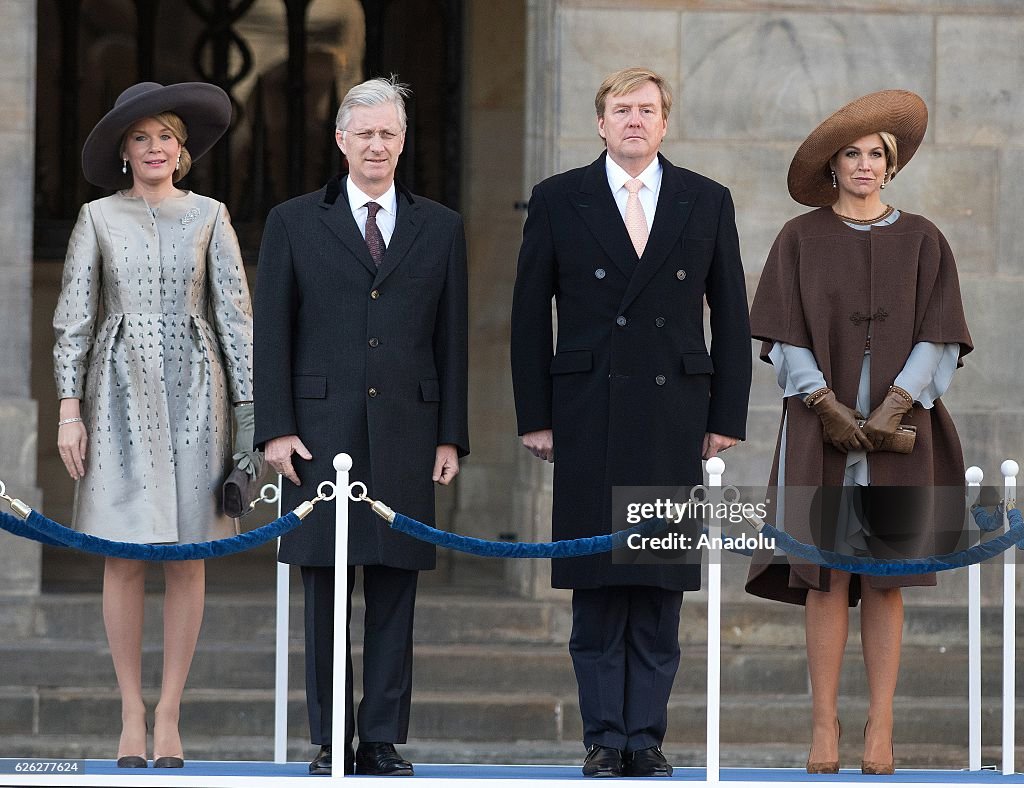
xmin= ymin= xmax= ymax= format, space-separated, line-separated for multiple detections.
xmin=253 ymin=76 xmax=468 ymax=776
xmin=511 ymin=67 xmax=751 ymax=778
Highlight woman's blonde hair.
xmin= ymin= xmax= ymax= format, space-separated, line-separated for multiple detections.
xmin=120 ymin=111 xmax=192 ymax=182
xmin=878 ymin=131 xmax=898 ymax=184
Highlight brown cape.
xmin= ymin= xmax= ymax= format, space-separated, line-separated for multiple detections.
xmin=745 ymin=208 xmax=973 ymax=605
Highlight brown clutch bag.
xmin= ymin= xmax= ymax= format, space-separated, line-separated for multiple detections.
xmin=856 ymin=422 xmax=917 ymax=454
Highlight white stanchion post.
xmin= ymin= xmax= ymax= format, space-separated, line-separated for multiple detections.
xmin=273 ymin=474 xmax=289 ymax=764
xmin=705 ymin=456 xmax=725 ymax=784
xmin=966 ymin=466 xmax=983 ymax=772
xmin=332 ymin=454 xmax=353 ymax=783
xmin=1001 ymin=459 xmax=1018 ymax=776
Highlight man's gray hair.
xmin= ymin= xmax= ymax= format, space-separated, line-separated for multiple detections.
xmin=336 ymin=75 xmax=411 ymax=133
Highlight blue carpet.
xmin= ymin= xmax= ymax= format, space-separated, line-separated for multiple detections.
xmin=51 ymin=761 xmax=1024 ymax=781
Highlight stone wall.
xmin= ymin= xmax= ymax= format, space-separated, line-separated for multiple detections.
xmin=0 ymin=0 xmax=39 ymax=595
xmin=514 ymin=0 xmax=1024 ymax=598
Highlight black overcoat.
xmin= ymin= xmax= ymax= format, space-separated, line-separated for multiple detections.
xmin=511 ymin=153 xmax=752 ymax=590
xmin=254 ymin=176 xmax=469 ymax=568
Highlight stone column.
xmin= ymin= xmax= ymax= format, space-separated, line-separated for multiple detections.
xmin=508 ymin=0 xmax=564 ymax=599
xmin=0 ymin=0 xmax=40 ymax=596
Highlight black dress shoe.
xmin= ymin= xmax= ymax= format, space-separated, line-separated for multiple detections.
xmin=116 ymin=756 xmax=147 ymax=768
xmin=309 ymin=745 xmax=332 ymax=776
xmin=582 ymin=744 xmax=623 ymax=777
xmin=624 ymin=746 xmax=672 ymax=777
xmin=355 ymin=742 xmax=414 ymax=776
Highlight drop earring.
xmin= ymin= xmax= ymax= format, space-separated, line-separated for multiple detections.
xmin=122 ymin=159 xmax=128 ymax=175
xmin=830 ymin=170 xmax=837 ymax=189
xmin=880 ymin=174 xmax=887 ymax=190
xmin=175 ymin=153 xmax=181 ymax=171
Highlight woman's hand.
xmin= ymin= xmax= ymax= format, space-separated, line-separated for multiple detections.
xmin=809 ymin=390 xmax=872 ymax=453
xmin=58 ymin=421 xmax=88 ymax=480
xmin=861 ymin=386 xmax=914 ymax=449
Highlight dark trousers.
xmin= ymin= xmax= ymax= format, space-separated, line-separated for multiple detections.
xmin=300 ymin=564 xmax=419 ymax=748
xmin=570 ymin=585 xmax=684 ymax=752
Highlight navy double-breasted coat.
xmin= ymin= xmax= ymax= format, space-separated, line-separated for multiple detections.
xmin=254 ymin=175 xmax=469 ymax=568
xmin=511 ymin=152 xmax=751 ymax=590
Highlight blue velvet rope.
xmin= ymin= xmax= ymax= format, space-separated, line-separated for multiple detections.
xmin=389 ymin=513 xmax=671 ymax=558
xmin=761 ymin=508 xmax=1024 ymax=576
xmin=0 ymin=508 xmax=303 ymax=561
xmin=972 ymin=503 xmax=1005 ymax=533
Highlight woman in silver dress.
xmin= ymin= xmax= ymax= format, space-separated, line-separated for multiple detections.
xmin=745 ymin=91 xmax=972 ymax=774
xmin=53 ymin=82 xmax=255 ymax=768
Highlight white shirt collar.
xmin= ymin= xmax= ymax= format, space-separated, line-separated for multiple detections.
xmin=605 ymin=154 xmax=662 ymax=195
xmin=346 ymin=177 xmax=398 ymax=216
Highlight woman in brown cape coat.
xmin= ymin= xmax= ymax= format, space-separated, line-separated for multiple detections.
xmin=744 ymin=91 xmax=972 ymax=774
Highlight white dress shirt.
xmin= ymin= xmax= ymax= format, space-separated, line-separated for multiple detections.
xmin=605 ymin=154 xmax=663 ymax=227
xmin=346 ymin=178 xmax=398 ymax=246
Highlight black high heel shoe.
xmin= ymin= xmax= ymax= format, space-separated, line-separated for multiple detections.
xmin=116 ymin=719 xmax=148 ymax=768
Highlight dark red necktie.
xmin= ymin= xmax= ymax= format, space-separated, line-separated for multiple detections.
xmin=364 ymin=201 xmax=386 ymax=267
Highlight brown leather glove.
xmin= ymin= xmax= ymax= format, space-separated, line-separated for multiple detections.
xmin=861 ymin=386 xmax=914 ymax=450
xmin=809 ymin=389 xmax=871 ymax=453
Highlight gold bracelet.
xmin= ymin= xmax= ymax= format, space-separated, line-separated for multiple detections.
xmin=889 ymin=385 xmax=913 ymax=405
xmin=805 ymin=387 xmax=831 ymax=408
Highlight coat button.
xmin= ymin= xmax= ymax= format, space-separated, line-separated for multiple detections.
xmin=595 ymin=268 xmax=606 ymax=279
xmin=368 ymin=387 xmax=378 ymax=397
xmin=370 ymin=289 xmax=380 ymax=299
xmin=655 ymin=317 xmax=665 ymax=327
xmin=655 ymin=375 xmax=666 ymax=386
xmin=368 ymin=337 xmax=379 ymax=347
xmin=675 ymin=269 xmax=687 ymax=280
xmin=616 ymin=315 xmax=627 ymax=327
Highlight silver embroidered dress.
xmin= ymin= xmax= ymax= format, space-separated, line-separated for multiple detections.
xmin=53 ymin=191 xmax=254 ymax=543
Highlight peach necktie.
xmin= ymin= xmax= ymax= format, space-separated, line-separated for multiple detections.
xmin=624 ymin=178 xmax=648 ymax=257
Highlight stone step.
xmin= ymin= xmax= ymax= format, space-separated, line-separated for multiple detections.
xmin=0 ymin=734 xmax=1016 ymax=770
xmin=1 ymin=639 xmax=1017 ymax=699
xmin=3 ymin=592 xmax=565 ymax=645
xmin=5 ymin=687 xmax=1023 ymax=747
xmin=3 ymin=591 xmax=1018 ymax=648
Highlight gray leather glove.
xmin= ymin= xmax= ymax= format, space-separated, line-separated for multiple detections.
xmin=232 ymin=403 xmax=264 ymax=479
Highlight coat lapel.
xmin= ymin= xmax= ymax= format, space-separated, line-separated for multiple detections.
xmin=570 ymin=153 xmax=639 ymax=282
xmin=619 ymin=156 xmax=695 ymax=312
xmin=318 ymin=176 xmax=378 ymax=276
xmin=373 ymin=188 xmax=423 ymax=287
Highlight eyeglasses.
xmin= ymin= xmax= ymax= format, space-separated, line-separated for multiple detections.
xmin=342 ymin=128 xmax=403 ymax=142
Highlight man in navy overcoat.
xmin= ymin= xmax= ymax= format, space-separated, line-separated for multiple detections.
xmin=254 ymin=76 xmax=468 ymax=777
xmin=511 ymin=67 xmax=751 ymax=778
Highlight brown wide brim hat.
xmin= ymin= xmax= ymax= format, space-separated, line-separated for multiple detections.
xmin=82 ymin=81 xmax=232 ymax=190
xmin=787 ymin=89 xmax=928 ymax=207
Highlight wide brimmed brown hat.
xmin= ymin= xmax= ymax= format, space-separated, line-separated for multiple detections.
xmin=787 ymin=89 xmax=928 ymax=207
xmin=82 ymin=81 xmax=231 ymax=189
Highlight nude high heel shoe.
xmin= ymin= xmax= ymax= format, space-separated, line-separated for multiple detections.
xmin=861 ymin=720 xmax=894 ymax=775
xmin=806 ymin=719 xmax=841 ymax=774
